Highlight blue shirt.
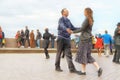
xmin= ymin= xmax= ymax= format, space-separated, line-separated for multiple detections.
xmin=58 ymin=16 xmax=77 ymax=40
xmin=102 ymin=33 xmax=112 ymax=44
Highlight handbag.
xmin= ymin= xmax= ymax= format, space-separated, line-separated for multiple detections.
xmin=2 ymin=39 xmax=5 ymax=44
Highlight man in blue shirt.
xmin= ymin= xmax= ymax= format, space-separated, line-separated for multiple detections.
xmin=102 ymin=30 xmax=112 ymax=57
xmin=55 ymin=8 xmax=77 ymax=73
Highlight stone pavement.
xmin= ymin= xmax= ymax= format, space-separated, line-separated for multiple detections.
xmin=0 ymin=53 xmax=119 ymax=80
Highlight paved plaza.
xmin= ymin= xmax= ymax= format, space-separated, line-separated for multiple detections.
xmin=0 ymin=53 xmax=119 ymax=80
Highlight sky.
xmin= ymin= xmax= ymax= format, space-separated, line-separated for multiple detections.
xmin=0 ymin=0 xmax=120 ymax=38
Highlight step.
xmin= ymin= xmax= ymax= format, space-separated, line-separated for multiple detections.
xmin=0 ymin=48 xmax=109 ymax=53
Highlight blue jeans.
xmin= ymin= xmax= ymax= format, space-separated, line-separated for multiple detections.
xmin=36 ymin=39 xmax=40 ymax=48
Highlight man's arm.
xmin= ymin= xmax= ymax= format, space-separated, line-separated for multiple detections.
xmin=58 ymin=17 xmax=72 ymax=34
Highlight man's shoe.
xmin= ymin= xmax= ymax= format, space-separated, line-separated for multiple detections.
xmin=115 ymin=61 xmax=120 ymax=64
xmin=62 ymin=56 xmax=64 ymax=58
xmin=46 ymin=55 xmax=50 ymax=59
xmin=55 ymin=68 xmax=63 ymax=72
xmin=77 ymin=71 xmax=86 ymax=75
xmin=70 ymin=70 xmax=78 ymax=73
xmin=112 ymin=60 xmax=116 ymax=63
xmin=98 ymin=68 xmax=103 ymax=77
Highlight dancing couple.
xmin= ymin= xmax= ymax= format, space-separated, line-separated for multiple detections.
xmin=55 ymin=8 xmax=103 ymax=77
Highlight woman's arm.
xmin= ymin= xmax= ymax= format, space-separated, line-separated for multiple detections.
xmin=73 ymin=18 xmax=89 ymax=33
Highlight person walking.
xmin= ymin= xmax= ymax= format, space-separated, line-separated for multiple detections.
xmin=55 ymin=8 xmax=78 ymax=73
xmin=36 ymin=29 xmax=42 ymax=48
xmin=102 ymin=30 xmax=112 ymax=57
xmin=43 ymin=28 xmax=51 ymax=59
xmin=24 ymin=26 xmax=30 ymax=48
xmin=113 ymin=23 xmax=120 ymax=64
xmin=73 ymin=8 xmax=102 ymax=77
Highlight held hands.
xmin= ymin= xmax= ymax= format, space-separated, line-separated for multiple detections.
xmin=66 ymin=28 xmax=73 ymax=34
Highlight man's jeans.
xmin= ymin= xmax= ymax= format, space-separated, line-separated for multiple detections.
xmin=104 ymin=44 xmax=110 ymax=56
xmin=36 ymin=39 xmax=40 ymax=48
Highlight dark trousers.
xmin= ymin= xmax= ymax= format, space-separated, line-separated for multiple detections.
xmin=113 ymin=50 xmax=117 ymax=62
xmin=43 ymin=40 xmax=50 ymax=58
xmin=21 ymin=38 xmax=24 ymax=46
xmin=24 ymin=38 xmax=30 ymax=46
xmin=113 ymin=49 xmax=120 ymax=62
xmin=116 ymin=50 xmax=120 ymax=62
xmin=55 ymin=38 xmax=76 ymax=71
xmin=44 ymin=48 xmax=49 ymax=57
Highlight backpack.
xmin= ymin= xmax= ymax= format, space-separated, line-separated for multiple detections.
xmin=0 ymin=32 xmax=3 ymax=38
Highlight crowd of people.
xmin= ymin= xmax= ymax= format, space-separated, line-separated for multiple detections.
xmin=14 ymin=26 xmax=56 ymax=49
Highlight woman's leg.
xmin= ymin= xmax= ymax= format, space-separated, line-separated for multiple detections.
xmin=97 ymin=48 xmax=99 ymax=56
xmin=93 ymin=62 xmax=103 ymax=77
xmin=77 ymin=64 xmax=86 ymax=75
xmin=81 ymin=64 xmax=86 ymax=73
xmin=93 ymin=62 xmax=100 ymax=70
xmin=99 ymin=48 xmax=102 ymax=57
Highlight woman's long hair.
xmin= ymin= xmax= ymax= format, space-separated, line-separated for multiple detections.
xmin=84 ymin=8 xmax=94 ymax=26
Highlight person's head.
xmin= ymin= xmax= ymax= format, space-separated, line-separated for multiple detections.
xmin=17 ymin=31 xmax=20 ymax=34
xmin=98 ymin=33 xmax=102 ymax=38
xmin=31 ymin=30 xmax=34 ymax=33
xmin=117 ymin=22 xmax=120 ymax=28
xmin=45 ymin=28 xmax=48 ymax=32
xmin=105 ymin=30 xmax=108 ymax=34
xmin=25 ymin=26 xmax=28 ymax=29
xmin=37 ymin=29 xmax=39 ymax=32
xmin=84 ymin=8 xmax=94 ymax=26
xmin=21 ymin=29 xmax=24 ymax=32
xmin=61 ymin=8 xmax=69 ymax=17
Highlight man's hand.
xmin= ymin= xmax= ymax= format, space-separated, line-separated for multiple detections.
xmin=66 ymin=28 xmax=73 ymax=34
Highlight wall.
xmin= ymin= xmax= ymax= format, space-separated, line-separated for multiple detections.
xmin=4 ymin=38 xmax=76 ymax=48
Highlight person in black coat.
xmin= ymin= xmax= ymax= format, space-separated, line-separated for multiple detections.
xmin=24 ymin=26 xmax=30 ymax=47
xmin=113 ymin=22 xmax=120 ymax=64
xmin=20 ymin=29 xmax=25 ymax=47
xmin=43 ymin=28 xmax=52 ymax=59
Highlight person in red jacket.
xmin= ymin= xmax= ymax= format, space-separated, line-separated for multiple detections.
xmin=15 ymin=31 xmax=21 ymax=48
xmin=94 ymin=34 xmax=103 ymax=56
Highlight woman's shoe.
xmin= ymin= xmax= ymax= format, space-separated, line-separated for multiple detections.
xmin=98 ymin=68 xmax=103 ymax=77
xmin=77 ymin=71 xmax=86 ymax=75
